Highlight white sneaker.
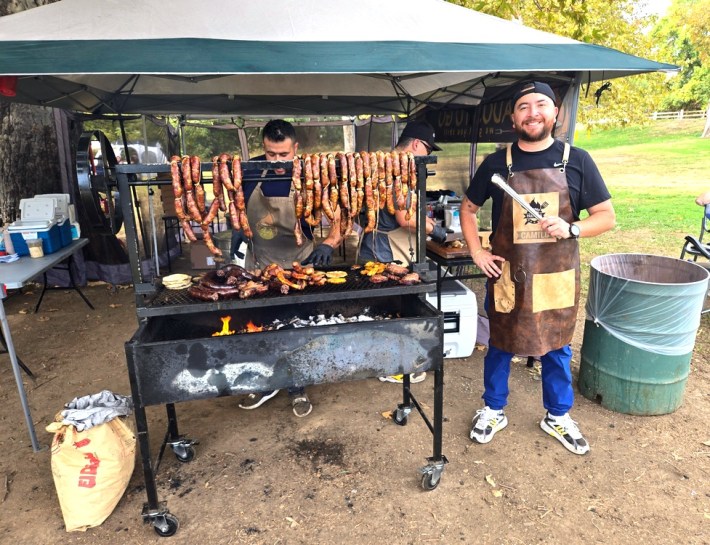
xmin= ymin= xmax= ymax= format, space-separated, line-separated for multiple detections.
xmin=540 ymin=412 xmax=590 ymax=455
xmin=469 ymin=406 xmax=508 ymax=444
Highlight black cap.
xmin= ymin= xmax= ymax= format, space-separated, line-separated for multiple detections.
xmin=400 ymin=121 xmax=442 ymax=151
xmin=512 ymin=81 xmax=557 ymax=107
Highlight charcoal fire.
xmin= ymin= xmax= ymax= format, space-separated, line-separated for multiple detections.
xmin=212 ymin=316 xmax=235 ymax=337
xmin=215 ymin=307 xmax=396 ymax=336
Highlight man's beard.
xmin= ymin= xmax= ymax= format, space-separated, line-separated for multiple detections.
xmin=514 ymin=117 xmax=555 ymax=143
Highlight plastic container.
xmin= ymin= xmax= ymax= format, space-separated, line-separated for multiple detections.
xmin=444 ymin=204 xmax=460 ymax=230
xmin=425 ymin=279 xmax=477 ymax=359
xmin=27 ymin=239 xmax=44 ymax=258
xmin=578 ymin=254 xmax=709 ymax=415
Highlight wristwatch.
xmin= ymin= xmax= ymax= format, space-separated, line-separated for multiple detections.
xmin=568 ymin=223 xmax=581 ymax=239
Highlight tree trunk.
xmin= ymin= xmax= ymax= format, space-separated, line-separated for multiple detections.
xmin=702 ymin=102 xmax=710 ymax=138
xmin=0 ymin=0 xmax=62 ymax=225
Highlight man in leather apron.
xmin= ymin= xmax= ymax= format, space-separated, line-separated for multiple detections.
xmin=357 ymin=121 xmax=448 ymax=264
xmin=230 ymin=120 xmax=341 ymax=417
xmin=460 ymin=82 xmax=616 ymax=455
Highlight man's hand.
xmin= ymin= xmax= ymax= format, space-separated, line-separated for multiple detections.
xmin=230 ymin=229 xmax=249 ymax=259
xmin=301 ymin=244 xmax=334 ymax=267
xmin=429 ymin=224 xmax=448 ymax=244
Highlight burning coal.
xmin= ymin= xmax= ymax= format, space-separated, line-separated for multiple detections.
xmin=213 ymin=307 xmax=396 ymax=336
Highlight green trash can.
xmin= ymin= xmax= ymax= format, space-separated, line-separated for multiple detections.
xmin=578 ymin=254 xmax=709 ymax=415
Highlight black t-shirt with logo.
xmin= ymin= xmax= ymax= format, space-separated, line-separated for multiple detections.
xmin=465 ymin=140 xmax=611 ymax=235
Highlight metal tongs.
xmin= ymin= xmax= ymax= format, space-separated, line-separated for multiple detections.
xmin=490 ymin=174 xmax=543 ymax=220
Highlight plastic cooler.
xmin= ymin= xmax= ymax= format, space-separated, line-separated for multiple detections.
xmin=8 ymin=219 xmax=62 ymax=256
xmin=8 ymin=197 xmax=63 ymax=256
xmin=426 ymin=279 xmax=477 ymax=359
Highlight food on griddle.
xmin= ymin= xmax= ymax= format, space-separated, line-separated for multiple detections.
xmin=326 ymin=277 xmax=347 ymax=284
xmin=385 ymin=263 xmax=409 ymax=276
xmin=398 ymin=272 xmax=421 ymax=285
xmin=325 ymin=270 xmax=348 ymax=278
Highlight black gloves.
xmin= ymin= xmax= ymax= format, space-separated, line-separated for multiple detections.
xmin=230 ymin=229 xmax=249 ymax=259
xmin=430 ymin=224 xmax=448 ymax=244
xmin=301 ymin=244 xmax=334 ymax=267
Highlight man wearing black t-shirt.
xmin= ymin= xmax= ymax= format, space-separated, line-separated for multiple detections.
xmin=460 ymin=81 xmax=616 ymax=455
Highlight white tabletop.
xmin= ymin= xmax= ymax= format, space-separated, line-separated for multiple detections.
xmin=0 ymin=238 xmax=88 ymax=291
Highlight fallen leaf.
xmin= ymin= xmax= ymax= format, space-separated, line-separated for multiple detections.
xmin=473 ymin=460 xmax=484 ymax=465
xmin=704 ymin=513 xmax=710 ymax=519
xmin=109 ymin=303 xmax=122 ymax=308
xmin=37 ymin=316 xmax=49 ymax=322
xmin=381 ymin=411 xmax=393 ymax=420
xmin=492 ymin=489 xmax=503 ymax=498
xmin=702 ymin=440 xmax=710 ymax=447
xmin=475 ymin=344 xmax=486 ymax=351
xmin=511 ymin=356 xmax=521 ymax=363
xmin=18 ymin=310 xmax=27 ymax=315
xmin=485 ymin=474 xmax=496 ymax=487
xmin=286 ymin=516 xmax=299 ymax=528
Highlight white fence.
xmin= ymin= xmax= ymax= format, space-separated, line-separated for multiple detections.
xmin=650 ymin=109 xmax=707 ymax=120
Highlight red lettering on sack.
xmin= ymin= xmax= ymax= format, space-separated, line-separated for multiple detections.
xmin=77 ymin=452 xmax=100 ymax=488
xmin=73 ymin=438 xmax=90 ymax=448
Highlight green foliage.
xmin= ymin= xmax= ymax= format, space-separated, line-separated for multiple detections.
xmin=652 ymin=0 xmax=710 ymax=111
xmin=447 ymin=0 xmax=685 ymax=127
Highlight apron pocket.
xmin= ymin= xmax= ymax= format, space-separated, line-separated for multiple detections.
xmin=532 ymin=268 xmax=575 ymax=312
xmin=493 ymin=261 xmax=515 ymax=313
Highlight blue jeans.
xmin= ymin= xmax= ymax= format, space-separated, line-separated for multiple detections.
xmin=483 ymin=344 xmax=574 ymax=416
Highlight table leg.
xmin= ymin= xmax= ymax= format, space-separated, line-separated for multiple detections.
xmin=0 ymin=328 xmax=35 ymax=379
xmin=0 ymin=299 xmax=41 ymax=452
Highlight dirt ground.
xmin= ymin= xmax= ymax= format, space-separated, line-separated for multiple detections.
xmin=0 ymin=271 xmax=708 ymax=545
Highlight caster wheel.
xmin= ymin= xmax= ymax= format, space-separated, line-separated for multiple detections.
xmin=421 ymin=472 xmax=441 ymax=491
xmin=393 ymin=408 xmax=408 ymax=426
xmin=175 ymin=446 xmax=195 ymax=463
xmin=153 ymin=513 xmax=179 ymax=537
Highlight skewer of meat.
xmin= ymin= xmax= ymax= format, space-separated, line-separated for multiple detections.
xmin=219 ymin=153 xmax=236 ymax=192
xmin=311 ymin=153 xmax=322 ymax=212
xmin=170 ymin=155 xmax=184 ymax=199
xmin=328 ymin=154 xmax=339 ymax=213
xmin=292 ymin=157 xmax=304 ymax=246
xmin=347 ymin=152 xmax=358 ymax=218
xmin=392 ymin=151 xmax=405 ymax=211
xmin=302 ymin=154 xmax=315 ymax=225
xmin=376 ymin=151 xmax=387 ymax=209
xmin=400 ymin=152 xmax=410 ymax=201
xmin=181 ymin=156 xmax=193 ymax=192
xmin=320 ymin=152 xmax=335 ymax=221
xmin=212 ymin=155 xmax=226 ymax=212
xmin=355 ymin=153 xmax=365 ymax=216
xmin=364 ymin=165 xmax=376 ymax=233
xmin=385 ymin=152 xmax=395 ymax=214
xmin=192 ymin=155 xmax=206 ymax=214
xmin=232 ymin=155 xmax=244 ymax=210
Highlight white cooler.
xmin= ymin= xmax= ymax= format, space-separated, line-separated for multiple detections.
xmin=426 ymin=279 xmax=477 ymax=359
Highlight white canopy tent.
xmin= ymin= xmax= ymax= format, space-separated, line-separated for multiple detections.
xmin=0 ymin=0 xmax=676 ymax=117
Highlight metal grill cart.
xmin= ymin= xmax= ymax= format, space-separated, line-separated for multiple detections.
xmin=117 ymin=156 xmax=447 ymax=537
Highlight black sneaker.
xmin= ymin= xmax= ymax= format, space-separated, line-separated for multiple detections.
xmin=540 ymin=412 xmax=590 ymax=455
xmin=469 ymin=406 xmax=508 ymax=444
xmin=238 ymin=390 xmax=280 ymax=410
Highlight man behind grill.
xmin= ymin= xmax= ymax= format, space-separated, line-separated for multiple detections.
xmin=230 ymin=119 xmax=340 ymax=417
xmin=362 ymin=121 xmax=448 ymax=384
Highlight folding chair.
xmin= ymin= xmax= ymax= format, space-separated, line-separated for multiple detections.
xmin=680 ymin=203 xmax=710 ymax=313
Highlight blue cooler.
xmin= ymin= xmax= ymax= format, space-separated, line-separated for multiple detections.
xmin=57 ymin=217 xmax=72 ymax=247
xmin=8 ymin=219 xmax=62 ymax=256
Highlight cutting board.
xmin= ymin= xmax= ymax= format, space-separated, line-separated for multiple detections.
xmin=426 ymin=240 xmax=471 ymax=259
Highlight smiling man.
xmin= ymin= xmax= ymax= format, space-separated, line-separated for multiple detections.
xmin=459 ymin=81 xmax=616 ymax=455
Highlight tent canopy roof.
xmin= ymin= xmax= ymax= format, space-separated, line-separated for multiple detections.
xmin=0 ymin=0 xmax=677 ymax=116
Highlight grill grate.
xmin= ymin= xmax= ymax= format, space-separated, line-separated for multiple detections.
xmin=145 ymin=270 xmax=431 ymax=311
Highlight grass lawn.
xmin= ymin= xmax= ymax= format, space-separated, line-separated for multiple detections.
xmin=575 ymin=119 xmax=708 ymax=260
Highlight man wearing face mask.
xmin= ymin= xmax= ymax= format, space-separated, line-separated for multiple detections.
xmin=460 ymin=81 xmax=616 ymax=455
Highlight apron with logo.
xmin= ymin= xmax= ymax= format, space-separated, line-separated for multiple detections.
xmin=245 ymin=181 xmax=313 ymax=269
xmin=487 ymin=143 xmax=580 ymax=355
